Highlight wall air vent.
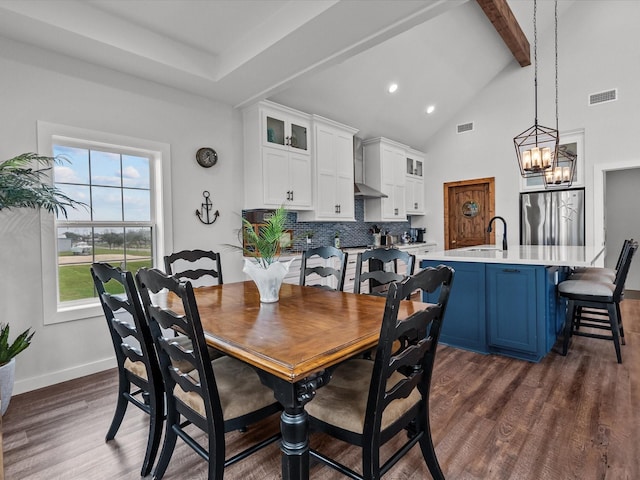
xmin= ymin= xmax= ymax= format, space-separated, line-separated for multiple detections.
xmin=457 ymin=122 xmax=474 ymax=134
xmin=588 ymin=89 xmax=617 ymax=106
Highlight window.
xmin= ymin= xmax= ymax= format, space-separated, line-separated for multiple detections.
xmin=54 ymin=145 xmax=153 ymax=303
xmin=38 ymin=122 xmax=172 ymax=324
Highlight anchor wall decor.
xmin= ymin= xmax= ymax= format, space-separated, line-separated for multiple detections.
xmin=196 ymin=191 xmax=220 ymax=225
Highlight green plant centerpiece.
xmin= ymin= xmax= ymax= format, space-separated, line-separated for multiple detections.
xmin=0 ymin=152 xmax=86 ymax=414
xmin=238 ymin=205 xmax=294 ymax=303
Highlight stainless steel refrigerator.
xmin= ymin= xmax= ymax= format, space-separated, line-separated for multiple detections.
xmin=520 ymin=188 xmax=585 ymax=246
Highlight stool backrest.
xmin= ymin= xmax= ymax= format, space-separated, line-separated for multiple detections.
xmin=613 ymin=240 xmax=638 ymax=299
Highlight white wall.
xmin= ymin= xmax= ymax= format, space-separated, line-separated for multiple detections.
xmin=0 ymin=38 xmax=248 ymax=394
xmin=423 ymin=0 xmax=640 ymax=251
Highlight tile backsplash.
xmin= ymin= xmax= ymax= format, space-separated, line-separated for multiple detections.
xmin=243 ymin=199 xmax=413 ymax=251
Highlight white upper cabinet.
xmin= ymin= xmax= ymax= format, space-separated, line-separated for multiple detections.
xmin=262 ymin=105 xmax=310 ymax=154
xmin=405 ymin=148 xmax=425 ymax=215
xmin=363 ymin=137 xmax=407 ymax=222
xmin=299 ymin=116 xmax=358 ymax=222
xmin=243 ymin=101 xmax=312 ymax=210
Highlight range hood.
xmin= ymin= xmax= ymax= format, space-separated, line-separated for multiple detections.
xmin=354 ymin=182 xmax=388 ymax=198
xmin=353 ymin=137 xmax=388 ymax=198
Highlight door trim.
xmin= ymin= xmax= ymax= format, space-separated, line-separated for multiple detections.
xmin=594 ymin=160 xmax=640 ymax=266
xmin=444 ymin=177 xmax=495 ymax=250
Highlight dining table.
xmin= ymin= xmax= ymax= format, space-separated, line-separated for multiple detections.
xmin=167 ymin=280 xmax=427 ymax=480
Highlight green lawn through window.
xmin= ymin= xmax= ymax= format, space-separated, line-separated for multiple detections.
xmin=58 ymin=259 xmax=153 ymax=302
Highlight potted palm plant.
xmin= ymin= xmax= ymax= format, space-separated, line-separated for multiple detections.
xmin=0 ymin=325 xmax=34 ymax=415
xmin=237 ymin=205 xmax=293 ymax=303
xmin=0 ymin=152 xmax=86 ymax=414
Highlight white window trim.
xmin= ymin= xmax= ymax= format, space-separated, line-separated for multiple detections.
xmin=37 ymin=121 xmax=173 ymax=324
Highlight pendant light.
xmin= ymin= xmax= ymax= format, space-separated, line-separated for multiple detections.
xmin=514 ymin=0 xmax=558 ymax=178
xmin=544 ymin=0 xmax=576 ymax=188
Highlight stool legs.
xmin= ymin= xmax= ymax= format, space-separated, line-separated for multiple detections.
xmin=562 ymin=300 xmax=575 ymax=356
xmin=608 ymin=304 xmax=622 ymax=364
xmin=561 ymin=299 xmax=623 ymax=364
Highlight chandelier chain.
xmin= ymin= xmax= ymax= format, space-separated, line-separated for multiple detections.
xmin=555 ymin=0 xmax=559 ymax=132
xmin=533 ymin=0 xmax=538 ymax=123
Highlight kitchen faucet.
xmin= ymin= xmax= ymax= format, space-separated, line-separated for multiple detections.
xmin=487 ymin=216 xmax=508 ymax=251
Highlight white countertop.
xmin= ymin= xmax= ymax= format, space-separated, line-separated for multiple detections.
xmin=417 ymin=245 xmax=605 ymax=267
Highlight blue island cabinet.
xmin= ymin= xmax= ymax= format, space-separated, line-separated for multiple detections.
xmin=421 ymin=261 xmax=487 ymax=354
xmin=421 ymin=260 xmax=566 ymax=362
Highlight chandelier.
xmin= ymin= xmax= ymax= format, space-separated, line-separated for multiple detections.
xmin=544 ymin=144 xmax=577 ymax=187
xmin=514 ymin=0 xmax=559 ymax=178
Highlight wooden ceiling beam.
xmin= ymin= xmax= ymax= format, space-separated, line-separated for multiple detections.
xmin=476 ymin=0 xmax=530 ymax=67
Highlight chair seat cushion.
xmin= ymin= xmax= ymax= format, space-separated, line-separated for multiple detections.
xmin=573 ymin=266 xmax=616 ymax=276
xmin=570 ymin=269 xmax=616 ymax=282
xmin=174 ymin=356 xmax=276 ymax=420
xmin=558 ymin=279 xmax=615 ymax=301
xmin=124 ymin=358 xmax=148 ymax=380
xmin=306 ymin=359 xmax=421 ymax=434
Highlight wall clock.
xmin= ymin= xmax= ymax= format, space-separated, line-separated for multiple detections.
xmin=196 ymin=147 xmax=218 ymax=168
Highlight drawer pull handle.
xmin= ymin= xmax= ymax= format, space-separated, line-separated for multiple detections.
xmin=502 ymin=268 xmax=520 ymax=273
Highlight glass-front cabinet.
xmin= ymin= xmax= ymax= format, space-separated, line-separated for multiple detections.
xmin=405 ymin=148 xmax=425 ymax=215
xmin=406 ymin=156 xmax=423 ymax=177
xmin=262 ymin=107 xmax=309 ymax=154
xmin=243 ymin=100 xmax=312 ymax=210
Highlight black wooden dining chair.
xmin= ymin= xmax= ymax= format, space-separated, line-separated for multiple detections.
xmin=354 ymin=247 xmax=415 ymax=297
xmin=306 ymin=264 xmax=455 ymax=480
xmin=559 ymin=240 xmax=638 ymax=363
xmin=135 ymin=268 xmax=282 ymax=480
xmin=164 ymin=249 xmax=223 ymax=287
xmin=299 ymin=245 xmax=348 ymax=291
xmin=90 ymin=262 xmax=163 ymax=477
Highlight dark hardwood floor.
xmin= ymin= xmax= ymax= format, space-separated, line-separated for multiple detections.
xmin=4 ymin=299 xmax=639 ymax=479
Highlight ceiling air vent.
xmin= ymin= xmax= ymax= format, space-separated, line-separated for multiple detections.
xmin=457 ymin=122 xmax=474 ymax=134
xmin=588 ymin=89 xmax=617 ymax=106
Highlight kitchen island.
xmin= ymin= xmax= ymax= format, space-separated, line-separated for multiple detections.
xmin=417 ymin=245 xmax=604 ymax=362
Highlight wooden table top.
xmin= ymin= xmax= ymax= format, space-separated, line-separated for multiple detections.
xmin=167 ymin=281 xmax=426 ymax=383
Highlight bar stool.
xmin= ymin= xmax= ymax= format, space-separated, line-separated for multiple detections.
xmin=570 ymin=239 xmax=632 ymax=281
xmin=558 ymin=240 xmax=637 ymax=363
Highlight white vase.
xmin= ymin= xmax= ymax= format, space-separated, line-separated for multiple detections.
xmin=0 ymin=358 xmax=16 ymax=416
xmin=243 ymin=258 xmax=292 ymax=303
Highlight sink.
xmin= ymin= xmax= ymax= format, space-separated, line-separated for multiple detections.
xmin=462 ymin=247 xmax=502 ymax=252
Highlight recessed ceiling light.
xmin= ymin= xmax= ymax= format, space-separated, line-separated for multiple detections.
xmin=387 ymin=83 xmax=398 ymax=94
xmin=426 ymin=105 xmax=436 ymax=115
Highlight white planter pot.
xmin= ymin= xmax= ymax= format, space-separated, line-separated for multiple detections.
xmin=0 ymin=358 xmax=16 ymax=416
xmin=243 ymin=258 xmax=293 ymax=303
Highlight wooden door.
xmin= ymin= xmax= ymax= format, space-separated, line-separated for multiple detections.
xmin=444 ymin=177 xmax=495 ymax=250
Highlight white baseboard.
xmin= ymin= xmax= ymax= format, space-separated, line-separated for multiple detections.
xmin=13 ymin=356 xmax=116 ymax=395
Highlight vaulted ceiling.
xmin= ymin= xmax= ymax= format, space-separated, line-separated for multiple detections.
xmin=0 ymin=0 xmax=573 ymax=150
